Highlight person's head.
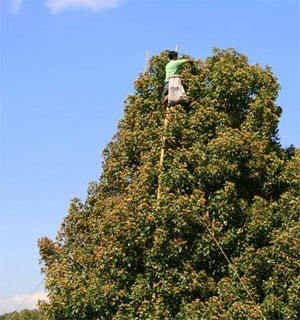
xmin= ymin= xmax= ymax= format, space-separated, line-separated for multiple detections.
xmin=168 ymin=51 xmax=178 ymax=60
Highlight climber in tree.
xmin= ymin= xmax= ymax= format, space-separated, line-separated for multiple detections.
xmin=162 ymin=50 xmax=193 ymax=103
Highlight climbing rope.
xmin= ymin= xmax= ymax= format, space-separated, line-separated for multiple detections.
xmin=157 ymin=106 xmax=171 ymax=203
xmin=196 ymin=214 xmax=266 ymax=319
xmin=8 ymin=280 xmax=44 ymax=320
xmin=155 ymin=104 xmax=266 ymax=319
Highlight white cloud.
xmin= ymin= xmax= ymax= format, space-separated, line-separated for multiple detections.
xmin=0 ymin=291 xmax=48 ymax=315
xmin=10 ymin=0 xmax=23 ymax=14
xmin=46 ymin=0 xmax=121 ymax=13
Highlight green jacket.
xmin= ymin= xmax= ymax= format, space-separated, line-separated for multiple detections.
xmin=165 ymin=59 xmax=187 ymax=83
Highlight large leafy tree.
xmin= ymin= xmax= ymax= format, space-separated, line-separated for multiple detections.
xmin=38 ymin=48 xmax=299 ymax=319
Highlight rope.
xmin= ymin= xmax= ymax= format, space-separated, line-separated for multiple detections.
xmin=155 ymin=103 xmax=266 ymax=319
xmin=195 ymin=214 xmax=266 ymax=319
xmin=157 ymin=106 xmax=171 ymax=203
xmin=8 ymin=280 xmax=44 ymax=320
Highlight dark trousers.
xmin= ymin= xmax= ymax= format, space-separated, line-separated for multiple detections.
xmin=162 ymin=82 xmax=169 ymax=98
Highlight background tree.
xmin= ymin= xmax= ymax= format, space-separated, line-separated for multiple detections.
xmin=38 ymin=48 xmax=299 ymax=319
xmin=0 ymin=309 xmax=42 ymax=320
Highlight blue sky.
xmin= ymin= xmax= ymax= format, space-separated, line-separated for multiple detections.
xmin=1 ymin=0 xmax=299 ymax=314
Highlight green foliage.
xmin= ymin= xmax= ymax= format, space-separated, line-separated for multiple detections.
xmin=0 ymin=309 xmax=42 ymax=320
xmin=38 ymin=48 xmax=299 ymax=319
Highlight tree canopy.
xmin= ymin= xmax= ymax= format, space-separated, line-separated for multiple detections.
xmin=38 ymin=48 xmax=300 ymax=319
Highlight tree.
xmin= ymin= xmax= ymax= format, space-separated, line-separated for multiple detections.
xmin=0 ymin=309 xmax=43 ymax=320
xmin=38 ymin=48 xmax=299 ymax=319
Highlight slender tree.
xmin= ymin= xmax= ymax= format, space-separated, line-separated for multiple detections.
xmin=38 ymin=48 xmax=299 ymax=319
